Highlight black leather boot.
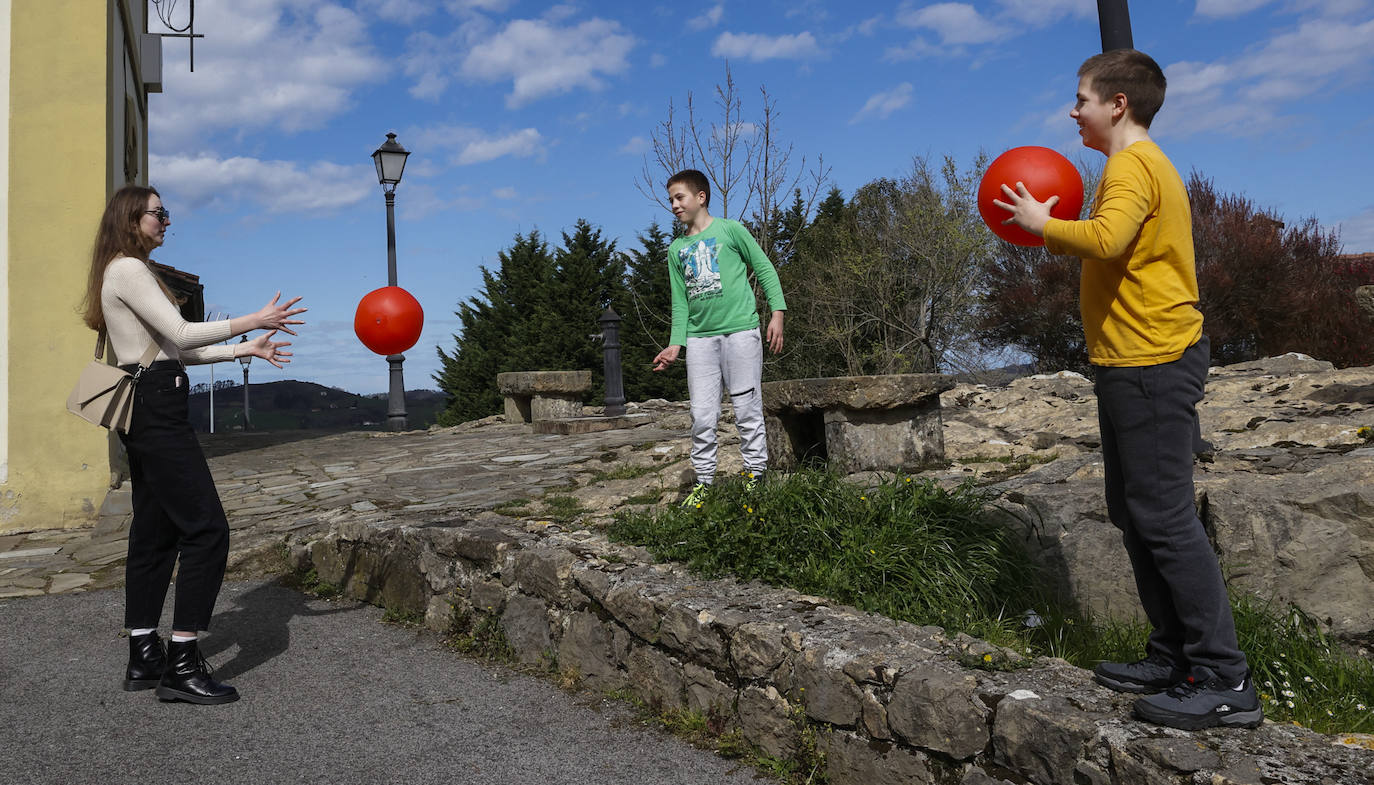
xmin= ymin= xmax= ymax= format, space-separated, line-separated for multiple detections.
xmin=155 ymin=638 xmax=239 ymax=705
xmin=123 ymin=631 xmax=167 ymax=691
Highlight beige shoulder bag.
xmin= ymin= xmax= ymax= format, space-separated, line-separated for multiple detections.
xmin=66 ymin=331 xmax=160 ymax=433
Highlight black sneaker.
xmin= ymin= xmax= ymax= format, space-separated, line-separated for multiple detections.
xmin=1133 ymin=670 xmax=1263 ymax=730
xmin=1094 ymin=653 xmax=1186 ymax=694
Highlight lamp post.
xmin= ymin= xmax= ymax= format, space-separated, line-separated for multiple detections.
xmin=372 ymin=132 xmax=411 ymax=431
xmin=239 ymin=335 xmax=252 ymax=430
xmin=1097 ymin=0 xmax=1133 ymax=51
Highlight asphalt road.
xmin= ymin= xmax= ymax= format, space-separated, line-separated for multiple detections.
xmin=0 ymin=580 xmax=761 ymax=785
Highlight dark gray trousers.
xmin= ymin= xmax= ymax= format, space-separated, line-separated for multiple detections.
xmin=1094 ymin=335 xmax=1248 ymax=682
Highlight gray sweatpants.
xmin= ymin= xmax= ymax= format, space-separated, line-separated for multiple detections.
xmin=686 ymin=329 xmax=767 ymax=484
xmin=1095 ymin=335 xmax=1248 ymax=683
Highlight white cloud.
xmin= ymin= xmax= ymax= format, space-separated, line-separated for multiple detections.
xmin=856 ymin=16 xmax=885 ymax=36
xmin=620 ymin=136 xmax=651 ymax=155
xmin=492 ymin=187 xmax=518 ymax=199
xmin=995 ymin=0 xmax=1094 ymax=24
xmin=785 ymin=0 xmax=829 ymax=22
xmin=387 ymin=183 xmax=486 ymax=219
xmin=149 ymin=153 xmax=373 ymax=214
xmin=711 ymin=31 xmax=822 ymax=61
xmin=457 ymin=129 xmax=544 ymax=165
xmin=884 ymin=37 xmax=945 ymax=61
xmin=1339 ymin=206 xmax=1374 ymax=254
xmin=405 ymin=125 xmax=546 ymax=166
xmin=894 ymin=2 xmax=1011 ymax=45
xmin=1157 ymin=14 xmax=1374 ymax=138
xmin=1195 ymin=0 xmax=1279 ymax=17
xmin=149 ymin=1 xmax=385 ymax=150
xmin=689 ymin=2 xmax=725 ymax=30
xmin=850 ymin=83 xmax=914 ymax=124
xmin=443 ymin=0 xmax=514 ymax=14
xmin=650 ymin=52 xmax=668 ymax=67
xmin=355 ymin=0 xmax=434 ymax=23
xmin=459 ymin=17 xmax=637 ymax=107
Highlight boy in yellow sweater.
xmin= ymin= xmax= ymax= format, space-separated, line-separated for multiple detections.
xmin=994 ymin=49 xmax=1261 ymax=730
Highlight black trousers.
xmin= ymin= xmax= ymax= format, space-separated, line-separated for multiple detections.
xmin=1094 ymin=335 xmax=1248 ymax=683
xmin=117 ymin=363 xmax=229 ymax=632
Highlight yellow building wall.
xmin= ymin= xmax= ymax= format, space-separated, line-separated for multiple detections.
xmin=2 ymin=0 xmax=148 ymax=533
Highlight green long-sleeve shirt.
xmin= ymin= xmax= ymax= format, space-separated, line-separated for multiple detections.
xmin=666 ymin=218 xmax=786 ymax=346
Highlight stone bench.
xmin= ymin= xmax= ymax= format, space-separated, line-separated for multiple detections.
xmin=497 ymin=371 xmax=591 ymax=424
xmin=762 ymin=374 xmax=955 ymax=473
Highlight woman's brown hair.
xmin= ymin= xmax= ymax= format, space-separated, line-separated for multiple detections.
xmin=81 ymin=185 xmax=167 ymax=331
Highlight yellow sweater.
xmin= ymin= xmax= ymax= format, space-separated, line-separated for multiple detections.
xmin=1042 ymin=140 xmax=1202 ymax=367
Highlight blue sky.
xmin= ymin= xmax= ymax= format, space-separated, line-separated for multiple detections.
xmin=147 ymin=0 xmax=1374 ymax=394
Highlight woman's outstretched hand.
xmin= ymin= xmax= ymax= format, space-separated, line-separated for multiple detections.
xmin=253 ymin=293 xmax=307 ymax=335
xmin=239 ymin=330 xmax=294 ymax=369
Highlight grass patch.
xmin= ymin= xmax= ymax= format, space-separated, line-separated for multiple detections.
xmin=285 ymin=567 xmax=342 ymax=600
xmin=590 ymin=464 xmax=659 ymax=483
xmin=1234 ymin=597 xmax=1374 ymax=732
xmin=492 ymin=497 xmax=532 ymax=516
xmin=611 ymin=469 xmax=1039 ymax=642
xmin=609 ymin=467 xmax=1374 ymax=735
xmin=446 ymin=606 xmax=514 ymax=662
xmin=382 ymin=606 xmax=425 ymax=626
xmin=601 ymin=690 xmax=824 ymax=784
xmin=960 ymin=452 xmax=1059 ymax=480
xmin=622 ymin=491 xmax=663 ymax=506
xmin=542 ymin=494 xmax=589 ymax=524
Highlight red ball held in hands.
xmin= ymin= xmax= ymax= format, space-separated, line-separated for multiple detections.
xmin=977 ymin=146 xmax=1085 ymax=247
xmin=355 ymin=286 xmax=424 ymax=356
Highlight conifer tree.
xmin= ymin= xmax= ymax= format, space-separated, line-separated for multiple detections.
xmin=549 ymin=220 xmax=625 ymax=402
xmin=620 ymin=222 xmax=688 ymax=402
xmin=434 ymin=231 xmax=555 ymax=425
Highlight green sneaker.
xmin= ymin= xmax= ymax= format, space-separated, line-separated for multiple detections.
xmin=681 ymin=483 xmax=709 ymax=508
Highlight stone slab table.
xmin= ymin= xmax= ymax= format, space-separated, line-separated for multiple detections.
xmin=496 ymin=370 xmax=592 ymax=424
xmin=762 ymin=374 xmax=955 ymax=473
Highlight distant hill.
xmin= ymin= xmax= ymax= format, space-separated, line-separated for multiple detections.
xmin=187 ymin=379 xmax=446 ymax=432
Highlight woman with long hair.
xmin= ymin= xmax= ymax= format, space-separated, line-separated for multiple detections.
xmin=82 ymin=184 xmax=306 ymax=705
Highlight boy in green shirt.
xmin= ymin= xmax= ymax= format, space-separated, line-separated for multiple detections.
xmin=995 ymin=49 xmax=1260 ymax=731
xmin=652 ymin=169 xmax=786 ymax=505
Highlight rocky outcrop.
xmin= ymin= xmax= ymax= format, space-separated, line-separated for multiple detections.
xmin=1357 ymin=286 xmax=1374 ymax=322
xmin=939 ymin=356 xmax=1374 ymax=643
xmin=303 ymin=511 xmax=1373 ymax=785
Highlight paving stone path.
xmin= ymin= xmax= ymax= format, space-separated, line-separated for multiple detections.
xmin=0 ymin=415 xmax=691 ymax=599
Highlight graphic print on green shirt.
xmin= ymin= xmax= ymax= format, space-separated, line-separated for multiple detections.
xmin=680 ymin=236 xmax=723 ymax=302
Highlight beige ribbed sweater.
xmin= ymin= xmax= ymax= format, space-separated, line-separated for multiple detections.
xmin=101 ymin=256 xmax=234 ymax=366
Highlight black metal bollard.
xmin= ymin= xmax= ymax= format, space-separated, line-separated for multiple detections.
xmin=599 ymin=307 xmax=627 ymax=416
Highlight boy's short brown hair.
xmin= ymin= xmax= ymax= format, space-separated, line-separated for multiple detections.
xmin=666 ymin=169 xmax=711 ymax=208
xmin=1079 ymin=49 xmax=1167 ymax=128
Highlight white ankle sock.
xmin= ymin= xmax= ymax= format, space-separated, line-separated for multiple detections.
xmin=171 ymin=634 xmax=197 ymax=643
xmin=130 ymin=628 xmax=155 ymax=637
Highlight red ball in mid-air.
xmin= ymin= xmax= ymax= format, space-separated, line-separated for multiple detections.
xmin=355 ymin=286 xmax=424 ymax=356
xmin=977 ymin=146 xmax=1084 ymax=247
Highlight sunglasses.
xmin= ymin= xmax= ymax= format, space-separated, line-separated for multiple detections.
xmin=144 ymin=207 xmax=171 ymax=224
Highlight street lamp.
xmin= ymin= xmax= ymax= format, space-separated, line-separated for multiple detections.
xmin=372 ymin=132 xmax=411 ymax=430
xmin=239 ymin=335 xmax=252 ymax=430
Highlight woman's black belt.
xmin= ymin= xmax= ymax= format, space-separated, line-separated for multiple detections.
xmin=119 ymin=359 xmax=184 ymax=373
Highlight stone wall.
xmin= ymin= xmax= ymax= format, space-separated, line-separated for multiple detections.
xmin=301 ymin=513 xmax=1373 ymax=785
